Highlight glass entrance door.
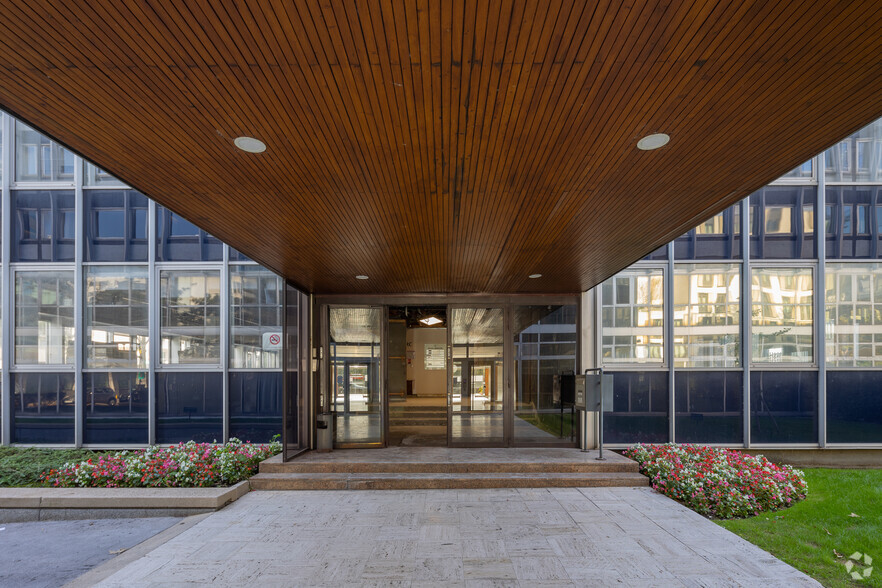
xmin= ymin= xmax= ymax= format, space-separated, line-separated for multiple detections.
xmin=449 ymin=307 xmax=505 ymax=445
xmin=329 ymin=307 xmax=383 ymax=446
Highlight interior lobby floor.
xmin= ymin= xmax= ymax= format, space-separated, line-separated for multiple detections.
xmin=88 ymin=487 xmax=818 ymax=586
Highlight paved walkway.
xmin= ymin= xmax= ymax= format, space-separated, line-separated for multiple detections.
xmin=90 ymin=487 xmax=818 ymax=587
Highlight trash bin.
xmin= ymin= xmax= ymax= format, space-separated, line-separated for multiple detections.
xmin=316 ymin=412 xmax=334 ymax=452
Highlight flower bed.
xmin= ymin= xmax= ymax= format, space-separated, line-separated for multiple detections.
xmin=623 ymin=443 xmax=807 ymax=519
xmin=40 ymin=438 xmax=281 ymax=488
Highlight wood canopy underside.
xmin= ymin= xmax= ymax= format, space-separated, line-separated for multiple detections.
xmin=0 ymin=1 xmax=881 ymax=294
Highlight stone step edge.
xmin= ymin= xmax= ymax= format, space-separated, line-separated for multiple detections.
xmin=250 ymin=472 xmax=648 ymax=490
xmin=0 ymin=480 xmax=250 ymax=510
xmin=260 ymin=463 xmax=640 ymax=474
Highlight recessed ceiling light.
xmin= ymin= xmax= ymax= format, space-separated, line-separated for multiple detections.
xmin=234 ymin=136 xmax=267 ymax=153
xmin=355 ymin=275 xmax=369 ymax=280
xmin=637 ymin=133 xmax=670 ymax=151
xmin=529 ymin=274 xmax=542 ymax=279
xmin=419 ymin=316 xmax=443 ymax=326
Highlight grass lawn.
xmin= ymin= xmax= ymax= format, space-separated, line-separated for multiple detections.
xmin=718 ymin=468 xmax=882 ymax=587
xmin=0 ymin=447 xmax=106 ymax=487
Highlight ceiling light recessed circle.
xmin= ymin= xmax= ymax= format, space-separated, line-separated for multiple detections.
xmin=528 ymin=273 xmax=542 ymax=279
xmin=637 ymin=133 xmax=670 ymax=151
xmin=355 ymin=275 xmax=369 ymax=280
xmin=234 ymin=136 xmax=267 ymax=153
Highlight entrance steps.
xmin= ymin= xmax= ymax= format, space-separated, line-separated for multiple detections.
xmin=250 ymin=448 xmax=648 ymax=490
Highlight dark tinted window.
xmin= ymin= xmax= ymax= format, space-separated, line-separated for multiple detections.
xmin=827 ymin=371 xmax=882 ymax=443
xmin=12 ymin=190 xmax=75 ymax=262
xmin=156 ymin=372 xmax=223 ymax=443
xmin=749 ymin=186 xmax=816 ymax=259
xmin=84 ymin=190 xmax=149 ymax=261
xmin=674 ymin=371 xmax=742 ymax=444
xmin=156 ymin=205 xmax=222 ymax=261
xmin=750 ymin=371 xmax=817 ymax=443
xmin=674 ymin=204 xmax=742 ymax=260
xmin=826 ymin=186 xmax=882 ymax=259
xmin=83 ymin=372 xmax=149 ymax=444
xmin=604 ymin=371 xmax=669 ymax=444
xmin=229 ymin=372 xmax=282 ymax=443
xmin=13 ymin=373 xmax=75 ymax=443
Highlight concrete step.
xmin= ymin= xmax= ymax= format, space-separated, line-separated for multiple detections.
xmin=249 ymin=471 xmax=648 ymax=490
xmin=259 ymin=459 xmax=639 ymax=474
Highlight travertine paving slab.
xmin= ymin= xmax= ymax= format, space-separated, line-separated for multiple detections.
xmin=91 ymin=487 xmax=820 ymax=587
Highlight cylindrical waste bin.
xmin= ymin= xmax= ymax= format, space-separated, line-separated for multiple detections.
xmin=316 ymin=412 xmax=334 ymax=452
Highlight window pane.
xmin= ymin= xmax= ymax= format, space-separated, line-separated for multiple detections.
xmin=84 ymin=161 xmax=126 ymax=186
xmin=764 ymin=206 xmax=792 ymax=234
xmin=825 ymin=186 xmax=880 ymax=259
xmin=12 ymin=190 xmax=75 ymax=262
xmin=674 ymin=371 xmax=742 ymax=444
xmin=603 ymin=371 xmax=669 ymax=444
xmin=673 ymin=264 xmax=740 ymax=368
xmin=824 ymin=263 xmax=882 ymax=367
xmin=749 ymin=187 xmax=816 ymax=259
xmin=674 ymin=204 xmax=742 ymax=260
xmin=13 ymin=373 xmax=75 ymax=443
xmin=85 ymin=266 xmax=149 ymax=369
xmin=84 ymin=190 xmax=149 ymax=261
xmin=156 ymin=372 xmax=223 ymax=443
xmin=601 ymin=269 xmax=664 ymax=364
xmin=826 ymin=371 xmax=882 ymax=443
xmin=512 ymin=305 xmax=578 ymax=443
xmin=160 ymin=270 xmax=221 ymax=364
xmin=14 ymin=121 xmax=74 ymax=182
xmin=15 ymin=271 xmax=75 ymax=365
xmin=230 ymin=266 xmax=282 ymax=368
xmin=750 ymin=371 xmax=817 ymax=444
xmin=229 ymin=372 xmax=282 ymax=443
xmin=751 ymin=267 xmax=813 ymax=363
xmin=825 ymin=119 xmax=882 ymax=182
xmin=156 ymin=205 xmax=222 ymax=261
xmin=83 ymin=372 xmax=149 ymax=444
xmin=777 ymin=159 xmax=813 ymax=180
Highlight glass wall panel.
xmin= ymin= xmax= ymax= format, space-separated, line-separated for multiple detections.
xmin=15 ymin=271 xmax=75 ymax=365
xmin=825 ymin=119 xmax=882 ymax=182
xmin=13 ymin=373 xmax=75 ymax=443
xmin=156 ymin=205 xmax=223 ymax=261
xmin=776 ymin=159 xmax=814 ymax=181
xmin=601 ymin=268 xmax=664 ymax=364
xmin=604 ymin=371 xmax=669 ymax=444
xmin=83 ymin=372 xmax=148 ymax=444
xmin=824 ymin=263 xmax=882 ymax=366
xmin=84 ymin=190 xmax=148 ymax=261
xmin=155 ymin=372 xmax=223 ymax=443
xmin=826 ymin=371 xmax=882 ymax=443
xmin=159 ymin=270 xmax=221 ymax=365
xmin=12 ymin=190 xmax=75 ymax=262
xmin=229 ymin=248 xmax=253 ymax=262
xmin=673 ymin=264 xmax=740 ymax=367
xmin=450 ymin=307 xmax=504 ymax=444
xmin=751 ymin=267 xmax=813 ymax=363
xmin=674 ymin=204 xmax=742 ymax=259
xmin=750 ymin=371 xmax=817 ymax=444
xmin=229 ymin=372 xmax=282 ymax=443
xmin=85 ymin=266 xmax=149 ymax=369
xmin=749 ymin=187 xmax=816 ymax=259
xmin=642 ymin=245 xmax=667 ymax=261
xmin=674 ymin=371 xmax=742 ymax=444
xmin=330 ymin=307 xmax=382 ymax=445
xmin=825 ymin=186 xmax=882 ymax=258
xmin=513 ymin=305 xmax=578 ymax=444
xmin=230 ymin=266 xmax=282 ymax=369
xmin=14 ymin=121 xmax=74 ymax=182
xmin=84 ymin=162 xmax=127 ymax=186
xmin=283 ymin=283 xmax=301 ymax=458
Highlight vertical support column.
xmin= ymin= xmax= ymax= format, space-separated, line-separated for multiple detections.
xmin=73 ymin=153 xmax=84 ymax=447
xmin=666 ymin=242 xmax=675 ymax=443
xmin=147 ymin=200 xmax=157 ymax=445
xmin=503 ymin=304 xmax=513 ymax=446
xmin=741 ymin=198 xmax=751 ymax=447
xmin=1 ymin=113 xmax=12 ymax=445
xmin=221 ymin=245 xmax=230 ymax=442
xmin=816 ymin=155 xmax=827 ymax=448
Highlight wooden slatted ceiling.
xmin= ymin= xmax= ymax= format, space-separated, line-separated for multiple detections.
xmin=0 ymin=1 xmax=880 ymax=294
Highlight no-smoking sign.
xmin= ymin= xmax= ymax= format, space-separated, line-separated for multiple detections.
xmin=262 ymin=332 xmax=284 ymax=350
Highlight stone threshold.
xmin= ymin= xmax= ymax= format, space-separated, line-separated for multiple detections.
xmin=0 ymin=480 xmax=250 ymax=523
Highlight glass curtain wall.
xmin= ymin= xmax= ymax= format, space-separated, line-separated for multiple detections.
xmin=0 ymin=110 xmax=297 ymax=447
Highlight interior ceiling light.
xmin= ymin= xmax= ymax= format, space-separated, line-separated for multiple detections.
xmin=355 ymin=275 xmax=369 ymax=280
xmin=637 ymin=133 xmax=670 ymax=151
xmin=233 ymin=136 xmax=267 ymax=153
xmin=419 ymin=316 xmax=443 ymax=326
xmin=528 ymin=273 xmax=542 ymax=279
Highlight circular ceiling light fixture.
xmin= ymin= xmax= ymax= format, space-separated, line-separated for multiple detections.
xmin=637 ymin=133 xmax=670 ymax=151
xmin=528 ymin=273 xmax=542 ymax=279
xmin=233 ymin=136 xmax=267 ymax=153
xmin=355 ymin=275 xmax=369 ymax=280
